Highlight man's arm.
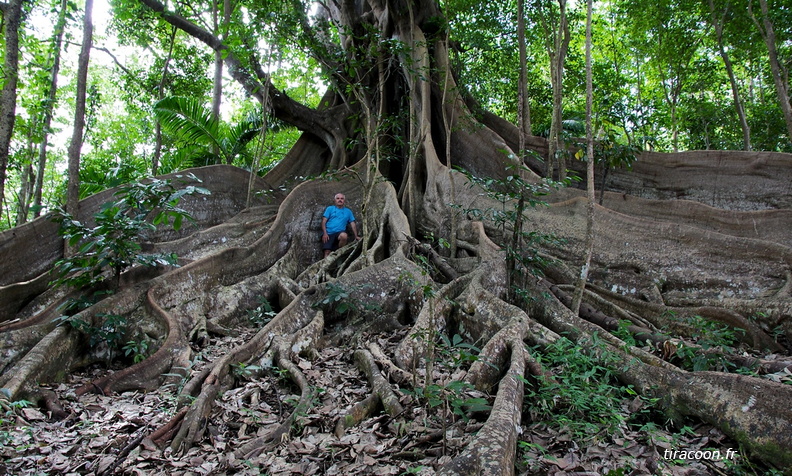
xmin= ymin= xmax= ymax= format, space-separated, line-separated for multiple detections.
xmin=350 ymin=220 xmax=360 ymax=240
xmin=321 ymin=217 xmax=329 ymax=243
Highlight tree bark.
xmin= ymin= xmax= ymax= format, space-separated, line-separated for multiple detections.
xmin=0 ymin=0 xmax=23 ymax=227
xmin=750 ymin=0 xmax=792 ymax=144
xmin=517 ymin=0 xmax=531 ymax=139
xmin=65 ymin=0 xmax=94 ymax=222
xmin=708 ymin=0 xmax=751 ymax=151
xmin=1 ymin=1 xmax=791 ymax=474
xmin=540 ymin=0 xmax=570 ymax=180
xmin=152 ymin=26 xmax=177 ymax=175
xmin=211 ymin=0 xmax=231 ymax=163
xmin=571 ymin=0 xmax=595 ymax=315
xmin=31 ymin=0 xmax=69 ymax=219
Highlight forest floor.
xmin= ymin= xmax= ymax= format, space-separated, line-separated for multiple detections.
xmin=0 ymin=323 xmax=767 ymax=476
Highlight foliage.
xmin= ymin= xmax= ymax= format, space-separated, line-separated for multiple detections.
xmin=313 ymin=282 xmax=381 ymax=318
xmin=248 ymin=296 xmax=278 ymax=326
xmin=123 ymin=339 xmax=150 ymax=364
xmin=0 ymin=396 xmax=33 ymax=448
xmin=401 ymin=334 xmax=491 ymax=423
xmin=231 ymin=363 xmax=264 ymax=381
xmin=54 ymin=311 xmax=131 ymax=363
xmin=670 ymin=314 xmax=747 ymax=372
xmin=154 ymin=96 xmax=264 ymax=168
xmin=458 ymin=163 xmax=568 ymax=300
xmin=402 ymin=379 xmax=490 ymax=421
xmin=50 ymin=175 xmax=209 ymax=289
xmin=524 ymin=336 xmax=658 ymax=441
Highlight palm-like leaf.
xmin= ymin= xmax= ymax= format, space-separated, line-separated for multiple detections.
xmin=226 ymin=112 xmax=264 ymax=160
xmin=154 ymin=97 xmax=264 ymax=166
xmin=154 ymin=97 xmax=223 ymax=152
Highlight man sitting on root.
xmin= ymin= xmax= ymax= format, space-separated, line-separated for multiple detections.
xmin=321 ymin=193 xmax=360 ymax=258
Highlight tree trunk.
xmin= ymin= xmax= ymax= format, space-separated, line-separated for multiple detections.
xmin=14 ymin=146 xmax=33 ymax=225
xmin=571 ymin=0 xmax=595 ymax=315
xmin=152 ymin=26 xmax=177 ymax=175
xmin=750 ymin=0 xmax=792 ymax=144
xmin=211 ymin=0 xmax=231 ymax=164
xmin=0 ymin=0 xmax=23 ymax=227
xmin=31 ymin=0 xmax=69 ymax=219
xmin=543 ymin=0 xmax=570 ymax=181
xmin=708 ymin=0 xmax=751 ymax=151
xmin=65 ymin=0 xmax=94 ymax=220
xmin=517 ymin=0 xmax=531 ymax=138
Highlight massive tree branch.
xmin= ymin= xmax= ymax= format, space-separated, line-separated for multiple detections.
xmin=136 ymin=0 xmax=349 ymax=153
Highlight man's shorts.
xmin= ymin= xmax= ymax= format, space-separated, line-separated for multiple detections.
xmin=322 ymin=232 xmax=345 ymax=251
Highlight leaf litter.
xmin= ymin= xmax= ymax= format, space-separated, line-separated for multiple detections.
xmin=0 ymin=327 xmax=759 ymax=475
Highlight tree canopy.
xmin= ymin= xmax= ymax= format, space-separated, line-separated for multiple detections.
xmin=0 ymin=0 xmax=790 ymax=224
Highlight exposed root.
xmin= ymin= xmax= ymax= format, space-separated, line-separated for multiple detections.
xmin=351 ymin=348 xmax=405 ymax=425
xmin=582 ymin=281 xmax=785 ymax=352
xmin=368 ymin=341 xmax=414 ymax=385
xmin=526 ymin=280 xmax=792 ymax=469
xmin=334 ymin=394 xmax=380 ymax=438
xmin=466 ymin=314 xmax=530 ymax=392
xmin=77 ymin=285 xmax=191 ymax=396
xmin=0 ymin=326 xmax=82 ymax=400
xmin=438 ymin=335 xmax=526 ymax=475
xmin=404 ymin=233 xmax=460 ymax=281
xmin=234 ymin=344 xmax=314 ymax=459
xmin=551 ymin=282 xmax=791 ymax=375
xmin=149 ymin=408 xmax=188 ymax=448
xmin=550 ymin=282 xmax=672 ymax=347
xmin=96 ymin=427 xmax=149 ymax=476
xmin=395 ymin=273 xmax=471 ymax=370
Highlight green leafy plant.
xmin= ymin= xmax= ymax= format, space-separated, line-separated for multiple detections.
xmin=153 ymin=96 xmax=264 ymax=168
xmin=0 ymin=396 xmax=34 ymax=447
xmin=402 ymin=379 xmax=490 ymax=422
xmin=437 ymin=333 xmax=492 ymax=374
xmin=457 ymin=163 xmax=568 ymax=301
xmin=313 ymin=282 xmax=381 ymax=318
xmin=573 ymin=127 xmax=640 ymax=205
xmin=231 ymin=362 xmax=263 ymax=381
xmin=123 ymin=339 xmax=150 ymax=364
xmin=248 ymin=296 xmax=278 ymax=326
xmin=524 ymin=336 xmax=652 ymax=442
xmin=670 ymin=315 xmax=746 ymax=372
xmin=51 ymin=175 xmax=209 ymax=290
xmin=400 ymin=332 xmax=492 ymax=455
xmin=317 ymin=282 xmax=353 ymax=313
xmin=55 ymin=312 xmax=129 ymax=362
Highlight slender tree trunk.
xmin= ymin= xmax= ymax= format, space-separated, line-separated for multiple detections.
xmin=708 ymin=0 xmax=751 ymax=150
xmin=0 ymin=0 xmax=23 ymax=227
xmin=544 ymin=0 xmax=570 ymax=180
xmin=211 ymin=0 xmax=231 ymax=164
xmin=509 ymin=0 xmax=530 ymax=302
xmin=15 ymin=137 xmax=34 ymax=224
xmin=517 ymin=0 xmax=531 ymax=138
xmin=32 ymin=0 xmax=69 ymax=218
xmin=571 ymin=0 xmax=595 ymax=315
xmin=152 ymin=27 xmax=178 ymax=175
xmin=441 ymin=35 xmax=458 ymax=257
xmin=750 ymin=0 xmax=792 ymax=143
xmin=65 ymin=0 xmax=94 ymax=224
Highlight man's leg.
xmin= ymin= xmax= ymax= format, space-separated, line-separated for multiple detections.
xmin=337 ymin=232 xmax=349 ymax=248
xmin=322 ymin=232 xmax=339 ymax=258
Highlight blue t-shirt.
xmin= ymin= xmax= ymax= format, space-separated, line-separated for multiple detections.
xmin=323 ymin=206 xmax=356 ymax=234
